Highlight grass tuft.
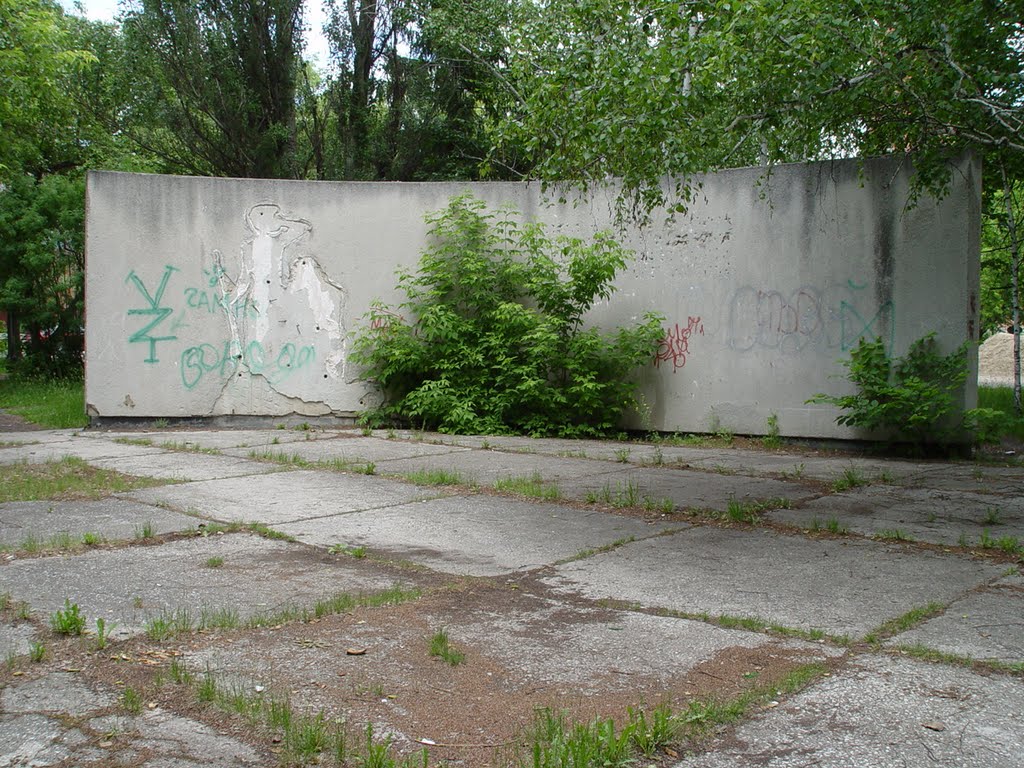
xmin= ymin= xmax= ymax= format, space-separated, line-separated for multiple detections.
xmin=0 ymin=457 xmax=168 ymax=503
xmin=494 ymin=472 xmax=561 ymax=500
xmin=429 ymin=628 xmax=465 ymax=666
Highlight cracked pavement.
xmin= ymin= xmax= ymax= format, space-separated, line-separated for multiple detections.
xmin=1 ymin=425 xmax=1022 ymax=767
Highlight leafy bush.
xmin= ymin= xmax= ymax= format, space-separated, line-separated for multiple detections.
xmin=352 ymin=194 xmax=663 ymax=436
xmin=808 ymin=333 xmax=994 ymax=447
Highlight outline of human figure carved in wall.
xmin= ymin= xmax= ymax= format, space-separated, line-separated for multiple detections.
xmin=218 ymin=203 xmax=348 ymax=384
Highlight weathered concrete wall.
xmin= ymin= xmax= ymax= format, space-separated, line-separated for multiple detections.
xmin=85 ymin=154 xmax=980 ymax=438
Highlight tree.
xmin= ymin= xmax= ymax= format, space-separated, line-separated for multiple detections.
xmin=0 ymin=0 xmax=96 ymax=180
xmin=0 ymin=175 xmax=85 ymax=376
xmin=498 ymin=0 xmax=1024 ymax=408
xmin=119 ymin=0 xmax=305 ymax=178
xmin=319 ymin=0 xmax=524 ymax=181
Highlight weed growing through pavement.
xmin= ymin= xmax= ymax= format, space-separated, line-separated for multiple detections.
xmin=121 ymin=686 xmax=142 ymax=715
xmin=982 ymin=507 xmax=1004 ymax=525
xmin=159 ymin=440 xmax=223 ymax=456
xmin=762 ymin=413 xmax=781 ymax=449
xmin=522 ymin=664 xmax=824 ymax=768
xmin=614 ymin=448 xmax=630 ymax=463
xmin=890 ymin=641 xmax=1024 ymax=675
xmin=204 ymin=556 xmax=225 ymax=568
xmin=494 ymin=472 xmax=561 ymax=501
xmin=862 ymin=603 xmax=946 ymax=644
xmin=996 ymin=535 xmax=1022 ymax=555
xmin=724 ymin=497 xmax=791 ymax=524
xmin=780 ymin=463 xmax=806 ymax=481
xmin=809 ymin=516 xmax=848 ymax=534
xmin=585 ymin=478 xmax=673 ymax=512
xmin=400 ymin=469 xmax=464 ymax=486
xmin=94 ymin=617 xmax=115 ymax=649
xmin=50 ymin=599 xmax=86 ymax=635
xmin=145 ymin=608 xmax=195 ymax=641
xmin=329 ymin=544 xmax=368 ymax=559
xmin=831 ymin=466 xmax=867 ymax=492
xmin=875 ymin=529 xmax=913 ymax=542
xmin=562 ymin=536 xmax=637 ymax=564
xmin=0 ymin=456 xmax=169 ymax=503
xmin=29 ymin=641 xmax=45 ymax=662
xmin=557 ymin=448 xmax=588 ymax=459
xmin=429 ymin=628 xmax=465 ymax=666
xmin=135 ymin=521 xmax=155 ymax=540
xmin=81 ymin=532 xmax=102 ymax=546
xmin=146 ymin=586 xmax=421 ymax=640
xmin=161 ymin=659 xmax=428 ymax=767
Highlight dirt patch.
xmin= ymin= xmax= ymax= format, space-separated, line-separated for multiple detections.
xmin=0 ymin=410 xmax=42 ymax=432
xmin=29 ymin=575 xmax=840 ymax=767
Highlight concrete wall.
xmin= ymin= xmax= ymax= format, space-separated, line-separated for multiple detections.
xmin=85 ymin=154 xmax=981 ymax=438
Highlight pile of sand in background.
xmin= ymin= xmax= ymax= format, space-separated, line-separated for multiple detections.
xmin=979 ymin=331 xmax=1021 ymax=387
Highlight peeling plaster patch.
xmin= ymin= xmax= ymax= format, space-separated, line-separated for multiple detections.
xmin=289 ymin=256 xmax=348 ymax=380
xmin=213 ymin=204 xmax=348 ymax=399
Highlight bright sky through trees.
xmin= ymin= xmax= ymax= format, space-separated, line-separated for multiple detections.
xmin=59 ymin=0 xmax=332 ymax=65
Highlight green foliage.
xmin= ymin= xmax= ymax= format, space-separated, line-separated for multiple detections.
xmin=353 ymin=195 xmax=663 ymax=437
xmin=0 ymin=174 xmax=85 ymax=377
xmin=428 ymin=628 xmax=465 ymax=666
xmin=0 ymin=0 xmax=97 ymax=180
xmin=118 ymin=0 xmax=304 ymax=178
xmin=50 ymin=599 xmax=86 ymax=635
xmin=0 ymin=376 xmax=85 ymax=428
xmin=809 ymin=334 xmax=985 ymax=447
xmin=501 ymin=1 xmax=1024 ymax=213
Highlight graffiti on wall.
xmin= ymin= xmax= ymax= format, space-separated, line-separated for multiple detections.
xmin=123 ymin=203 xmax=348 ymax=394
xmin=125 ymin=266 xmax=180 ymax=363
xmin=726 ymin=280 xmax=894 ymax=354
xmin=654 ymin=317 xmax=704 ymax=372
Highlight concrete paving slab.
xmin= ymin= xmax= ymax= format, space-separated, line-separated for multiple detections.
xmin=545 ymin=528 xmax=1005 ymax=638
xmin=0 ymin=712 xmax=93 ymax=766
xmin=675 ymin=654 xmax=1024 ymax=768
xmin=223 ymin=435 xmax=471 ymax=464
xmin=277 ymin=495 xmax=678 ymax=576
xmin=2 ymin=670 xmax=114 ymax=715
xmin=0 ymin=672 xmax=265 ymax=767
xmin=998 ymin=571 xmax=1024 ymax=588
xmin=0 ymin=437 xmax=166 ymax=465
xmin=88 ymin=451 xmax=282 ymax=482
xmin=0 ymin=429 xmax=78 ymax=445
xmin=441 ymin=594 xmax=843 ymax=688
xmin=377 ymin=450 xmax=632 ymax=487
xmin=0 ymin=621 xmax=36 ymax=658
xmin=769 ymin=486 xmax=1024 ymax=547
xmin=83 ymin=427 xmax=331 ymax=450
xmin=124 ymin=470 xmax=447 ymax=524
xmin=2 ymin=534 xmax=416 ymax=637
xmin=0 ymin=499 xmax=197 ymax=548
xmin=886 ymin=588 xmax=1024 ymax=663
xmin=573 ymin=467 xmax=816 ymax=512
xmin=910 ymin=462 xmax=1024 ymax=495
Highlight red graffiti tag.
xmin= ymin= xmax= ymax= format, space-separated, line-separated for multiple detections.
xmin=370 ymin=309 xmax=405 ymax=331
xmin=654 ymin=317 xmax=704 ymax=372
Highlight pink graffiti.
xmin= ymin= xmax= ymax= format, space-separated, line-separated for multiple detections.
xmin=655 ymin=317 xmax=704 ymax=372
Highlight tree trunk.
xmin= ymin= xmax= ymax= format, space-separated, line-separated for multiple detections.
xmin=1001 ymin=162 xmax=1022 ymax=415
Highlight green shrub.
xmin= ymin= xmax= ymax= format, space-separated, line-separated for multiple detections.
xmin=353 ymin=194 xmax=664 ymax=437
xmin=808 ymin=333 xmax=993 ymax=447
